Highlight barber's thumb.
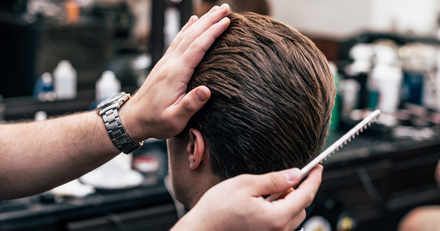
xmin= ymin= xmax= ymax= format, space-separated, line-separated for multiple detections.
xmin=178 ymin=86 xmax=211 ymax=116
xmin=253 ymin=168 xmax=302 ymax=196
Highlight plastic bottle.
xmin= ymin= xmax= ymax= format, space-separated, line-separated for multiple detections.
xmin=369 ymin=46 xmax=402 ymax=114
xmin=54 ymin=60 xmax=77 ymax=100
xmin=34 ymin=111 xmax=48 ymax=122
xmin=164 ymin=3 xmax=181 ymax=48
xmin=345 ymin=43 xmax=373 ymax=109
xmin=96 ymin=70 xmax=121 ymax=104
xmin=65 ymin=0 xmax=80 ymax=25
xmin=33 ymin=72 xmax=55 ymax=102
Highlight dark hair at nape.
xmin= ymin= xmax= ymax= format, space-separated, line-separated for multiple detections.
xmin=183 ymin=12 xmax=336 ymax=179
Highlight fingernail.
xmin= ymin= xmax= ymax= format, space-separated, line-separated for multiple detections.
xmin=285 ymin=168 xmax=301 ymax=182
xmin=209 ymin=6 xmax=219 ymax=13
xmin=219 ymin=17 xmax=229 ymax=24
xmin=196 ymin=88 xmax=209 ymax=102
xmin=189 ymin=15 xmax=198 ymax=22
xmin=221 ymin=3 xmax=229 ymax=9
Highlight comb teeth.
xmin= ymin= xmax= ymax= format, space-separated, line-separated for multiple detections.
xmin=320 ymin=110 xmax=380 ymax=162
xmin=307 ymin=110 xmax=379 ymax=177
xmin=266 ymin=111 xmax=382 ymax=202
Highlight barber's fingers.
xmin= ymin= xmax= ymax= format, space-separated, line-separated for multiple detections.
xmin=272 ymin=165 xmax=323 ymax=216
xmin=180 ymin=16 xmax=230 ymax=71
xmin=237 ymin=168 xmax=302 ymax=197
xmin=165 ymin=15 xmax=198 ymax=56
xmin=174 ymin=4 xmax=229 ymax=58
xmin=166 ymin=86 xmax=211 ymax=127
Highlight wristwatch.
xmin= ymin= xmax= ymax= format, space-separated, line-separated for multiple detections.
xmin=97 ymin=92 xmax=143 ymax=154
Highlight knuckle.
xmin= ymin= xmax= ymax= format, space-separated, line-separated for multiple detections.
xmin=183 ymin=31 xmax=193 ymax=43
xmin=188 ymin=39 xmax=200 ymax=51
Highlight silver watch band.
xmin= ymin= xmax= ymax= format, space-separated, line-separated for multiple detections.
xmin=102 ymin=108 xmax=142 ymax=154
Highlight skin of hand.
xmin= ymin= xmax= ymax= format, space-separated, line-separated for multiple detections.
xmin=120 ymin=4 xmax=231 ymax=142
xmin=0 ymin=4 xmax=230 ymax=200
xmin=172 ymin=165 xmax=324 ymax=231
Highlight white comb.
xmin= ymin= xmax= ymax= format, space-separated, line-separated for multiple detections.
xmin=266 ymin=109 xmax=381 ymax=201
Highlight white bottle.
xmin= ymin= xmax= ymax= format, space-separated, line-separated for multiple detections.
xmin=53 ymin=60 xmax=77 ymax=100
xmin=370 ymin=46 xmax=402 ymax=114
xmin=96 ymin=70 xmax=121 ymax=104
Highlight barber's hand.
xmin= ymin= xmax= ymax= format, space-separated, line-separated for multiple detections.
xmin=173 ymin=165 xmax=324 ymax=231
xmin=120 ymin=4 xmax=231 ymax=141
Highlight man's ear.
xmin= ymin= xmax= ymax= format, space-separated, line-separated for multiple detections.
xmin=187 ymin=128 xmax=206 ymax=170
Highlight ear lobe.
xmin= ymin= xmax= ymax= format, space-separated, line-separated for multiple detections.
xmin=187 ymin=128 xmax=206 ymax=170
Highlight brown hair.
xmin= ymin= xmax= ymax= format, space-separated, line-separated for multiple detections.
xmin=184 ymin=12 xmax=335 ymax=179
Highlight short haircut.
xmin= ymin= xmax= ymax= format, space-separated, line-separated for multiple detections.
xmin=183 ymin=12 xmax=336 ymax=179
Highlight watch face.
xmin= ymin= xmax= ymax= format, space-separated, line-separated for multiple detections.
xmin=97 ymin=92 xmax=126 ymax=109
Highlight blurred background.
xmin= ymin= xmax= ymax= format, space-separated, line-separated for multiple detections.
xmin=1 ymin=0 xmax=440 ymax=231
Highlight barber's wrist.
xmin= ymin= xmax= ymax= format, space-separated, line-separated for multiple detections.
xmin=117 ymin=96 xmax=151 ymax=143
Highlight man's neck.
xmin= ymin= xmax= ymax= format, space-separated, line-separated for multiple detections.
xmin=188 ymin=173 xmax=223 ymax=209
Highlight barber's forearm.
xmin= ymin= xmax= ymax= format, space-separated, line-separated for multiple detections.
xmin=0 ymin=111 xmax=119 ymax=199
xmin=0 ymin=3 xmax=229 ymax=200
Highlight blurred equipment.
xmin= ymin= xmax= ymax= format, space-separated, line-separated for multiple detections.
xmin=50 ymin=179 xmax=95 ymax=198
xmin=133 ymin=155 xmax=159 ymax=186
xmin=53 ymin=60 xmax=77 ymax=100
xmin=65 ymin=0 xmax=80 ymax=24
xmin=80 ymin=153 xmax=144 ymax=190
xmin=369 ymin=45 xmax=402 ymax=114
xmin=303 ymin=216 xmax=332 ymax=231
xmin=150 ymin=0 xmax=192 ymax=67
xmin=33 ymin=72 xmax=55 ymax=102
xmin=95 ymin=70 xmax=121 ymax=104
xmin=34 ymin=110 xmax=48 ymax=121
xmin=223 ymin=0 xmax=270 ymax=15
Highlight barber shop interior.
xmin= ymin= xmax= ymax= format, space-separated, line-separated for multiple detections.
xmin=2 ymin=0 xmax=440 ymax=230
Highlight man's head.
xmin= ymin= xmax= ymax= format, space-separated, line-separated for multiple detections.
xmin=167 ymin=12 xmax=336 ymax=208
